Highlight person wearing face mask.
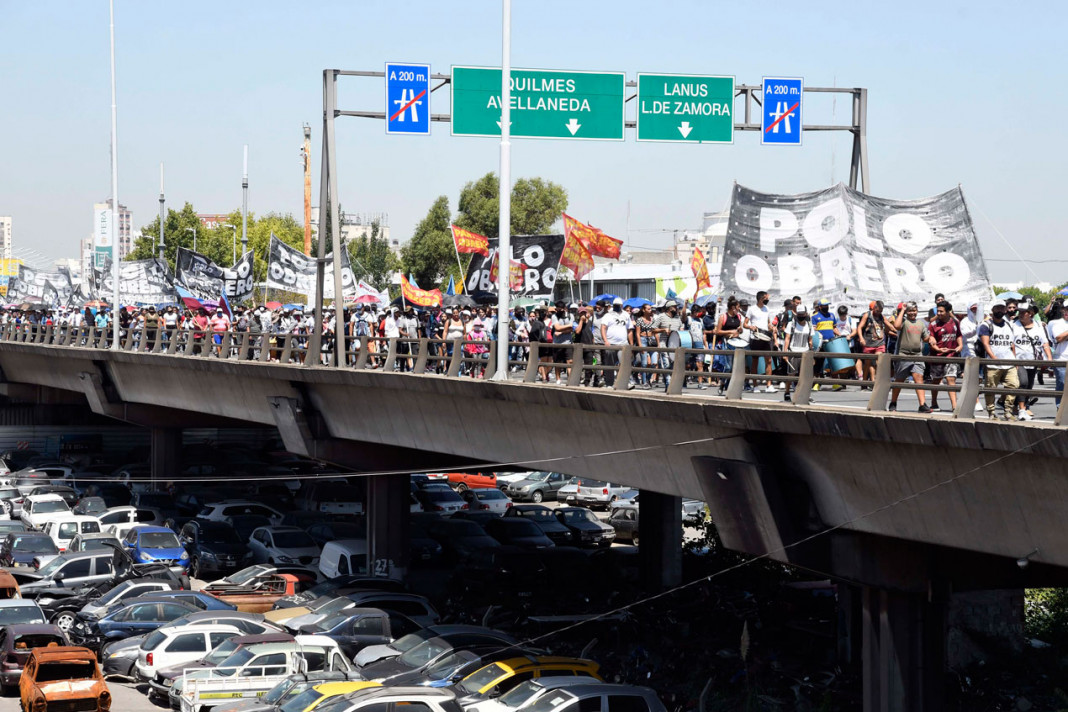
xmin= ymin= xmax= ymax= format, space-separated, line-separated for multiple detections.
xmin=550 ymin=301 xmax=575 ymax=385
xmin=978 ymin=299 xmax=1019 ymax=420
xmin=1011 ymin=303 xmax=1051 ymax=421
xmin=742 ymin=291 xmax=777 ymax=392
xmin=589 ymin=299 xmax=608 ymax=388
xmin=652 ymin=300 xmax=684 ymax=390
xmin=209 ymin=306 xmax=231 ymax=357
xmin=600 ymin=297 xmax=632 ymax=389
xmin=781 ymin=304 xmax=814 ymax=402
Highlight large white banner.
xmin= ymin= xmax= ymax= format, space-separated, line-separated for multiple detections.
xmin=176 ymin=247 xmax=255 ymax=302
xmin=720 ymin=183 xmax=994 ymax=311
xmin=265 ymin=233 xmax=355 ymax=299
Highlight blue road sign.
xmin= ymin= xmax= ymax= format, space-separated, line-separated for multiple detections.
xmin=385 ymin=63 xmax=431 ymax=135
xmin=761 ymin=77 xmax=803 ymax=146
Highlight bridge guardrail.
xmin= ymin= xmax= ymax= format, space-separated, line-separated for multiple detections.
xmin=1 ymin=323 xmax=1063 ymax=426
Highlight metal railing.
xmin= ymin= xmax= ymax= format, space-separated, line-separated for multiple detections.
xmin=1 ymin=323 xmax=1064 ymax=426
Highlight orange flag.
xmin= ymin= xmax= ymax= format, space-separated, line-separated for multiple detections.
xmin=401 ymin=275 xmax=443 ymax=307
xmin=562 ymin=212 xmax=622 ymax=259
xmin=691 ymin=247 xmax=711 ymax=292
xmin=451 ymin=225 xmax=490 ymax=257
xmin=560 ymin=234 xmax=595 ymax=279
xmin=490 ymin=255 xmax=526 ymax=291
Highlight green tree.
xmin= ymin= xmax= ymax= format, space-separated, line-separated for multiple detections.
xmin=129 ymin=202 xmax=206 ymax=265
xmin=401 ymin=196 xmax=454 ymax=289
xmin=349 ymin=220 xmax=399 ymax=292
xmin=993 ymin=284 xmax=1056 ymax=314
xmin=454 ymin=172 xmax=568 ymax=238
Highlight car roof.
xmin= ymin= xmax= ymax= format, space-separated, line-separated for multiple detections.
xmin=313 ymin=681 xmax=381 ymax=695
xmin=1 ymin=624 xmax=64 ymax=636
xmin=340 ymin=687 xmax=456 ymax=705
xmin=73 ymin=533 xmax=117 ymax=540
xmin=230 ymin=632 xmax=293 ymax=644
xmin=26 ymin=494 xmax=65 ymax=503
xmin=487 ymin=656 xmax=598 ymax=672
xmin=528 ymin=682 xmax=655 ymax=695
xmin=0 ymin=600 xmax=41 ymax=609
xmin=132 ymin=526 xmax=175 ymax=535
xmin=49 ymin=550 xmax=109 ymax=561
xmin=29 ymin=646 xmax=96 ymax=663
xmin=157 ymin=623 xmax=241 ymax=637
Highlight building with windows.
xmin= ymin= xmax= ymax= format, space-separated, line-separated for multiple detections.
xmin=310 ymin=209 xmax=396 ymax=253
xmin=92 ymin=200 xmax=132 ymax=262
xmin=0 ymin=216 xmax=11 ymax=260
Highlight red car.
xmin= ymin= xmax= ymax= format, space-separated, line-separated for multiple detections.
xmin=444 ymin=472 xmax=497 ymax=492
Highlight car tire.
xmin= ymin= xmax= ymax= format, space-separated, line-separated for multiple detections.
xmin=456 ymin=483 xmax=468 ymax=493
xmin=52 ymin=611 xmax=76 ymax=632
xmin=531 ymin=490 xmax=543 ymax=503
xmin=190 ymin=557 xmax=201 ymax=580
xmin=631 ymin=533 xmax=639 ymax=546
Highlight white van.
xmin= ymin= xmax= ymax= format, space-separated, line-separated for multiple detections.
xmin=42 ymin=516 xmax=102 ymax=552
xmin=318 ymin=539 xmax=367 ymax=578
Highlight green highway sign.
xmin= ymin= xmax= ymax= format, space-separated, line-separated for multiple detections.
xmin=636 ymin=73 xmax=735 ymax=143
xmin=451 ymin=66 xmax=625 ymax=140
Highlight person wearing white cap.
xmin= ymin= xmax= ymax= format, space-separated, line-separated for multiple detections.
xmin=977 ymin=299 xmax=1019 ymax=420
xmin=599 ymin=297 xmax=632 ymax=389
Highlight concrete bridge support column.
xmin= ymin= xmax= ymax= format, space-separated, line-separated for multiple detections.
xmin=861 ymin=585 xmax=946 ymax=712
xmin=638 ymin=490 xmax=682 ymax=591
xmin=150 ymin=427 xmax=181 ymax=486
xmin=365 ymin=475 xmax=410 ymax=581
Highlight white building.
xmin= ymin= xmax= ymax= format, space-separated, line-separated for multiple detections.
xmin=673 ymin=210 xmax=728 ymax=272
xmin=0 ymin=216 xmax=11 ymax=260
xmin=310 ymin=208 xmax=396 ymax=253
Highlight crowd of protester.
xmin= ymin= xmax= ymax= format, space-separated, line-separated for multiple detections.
xmin=3 ymin=289 xmax=1066 ymax=419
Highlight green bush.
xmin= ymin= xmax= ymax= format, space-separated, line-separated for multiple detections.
xmin=1025 ymin=588 xmax=1068 ymax=645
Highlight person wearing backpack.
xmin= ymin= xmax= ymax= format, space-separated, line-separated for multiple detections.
xmin=978 ymin=299 xmax=1019 ymax=420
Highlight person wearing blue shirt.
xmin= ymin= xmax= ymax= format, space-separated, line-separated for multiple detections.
xmin=810 ymin=299 xmax=836 ymax=390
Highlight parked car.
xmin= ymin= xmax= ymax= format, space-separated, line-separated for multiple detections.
xmin=19 ymin=494 xmax=72 ymax=530
xmin=27 ymin=485 xmax=78 ymax=507
xmin=130 ymin=589 xmax=238 ymax=613
xmin=307 ymin=521 xmax=365 ymax=548
xmin=295 ymin=607 xmax=421 ymax=659
xmin=553 ymin=507 xmax=615 ymax=548
xmin=575 ymin=481 xmax=630 ymax=510
xmin=410 ymin=522 xmax=443 ymax=566
xmin=81 ymin=482 xmax=133 ymax=508
xmin=342 ymin=592 xmax=440 ymax=629
xmin=274 ymin=575 xmax=405 ymax=610
xmin=424 ymin=518 xmax=501 ymax=563
xmin=143 ymin=631 xmax=294 ymax=700
xmin=0 ymin=599 xmax=47 ymax=626
xmin=454 ymin=656 xmax=601 ymax=705
xmin=68 ymin=598 xmax=199 ymax=650
xmin=0 ymin=520 xmax=27 ymax=536
xmin=556 ymin=478 xmax=581 ymax=505
xmin=415 ymin=488 xmax=469 ymax=516
xmin=608 ymin=493 xmax=706 ymax=525
xmin=0 ymin=486 xmax=24 ymax=518
xmin=280 ymin=680 xmax=382 ymax=712
xmin=19 ymin=646 xmax=110 ymax=712
xmin=230 ymin=514 xmax=275 ymax=542
xmin=0 ymin=531 xmax=58 ymax=567
xmin=503 ymin=506 xmax=572 ymax=546
xmin=449 ymin=547 xmax=549 ymax=603
xmin=134 ymin=624 xmax=242 ymax=681
xmin=67 ymin=532 xmax=120 ymax=553
xmin=72 ymin=496 xmax=108 ymax=517
xmin=608 ymin=508 xmax=639 ymax=545
xmin=121 ymin=524 xmax=191 ymax=568
xmin=527 ymin=682 xmax=666 ymax=712
xmin=353 ymin=625 xmax=511 ymax=669
xmin=301 ymin=483 xmax=365 ymax=515
xmin=41 ymin=515 xmax=102 ymax=552
xmin=48 ymin=577 xmax=181 ymax=631
xmin=465 ymin=677 xmax=615 ymax=712
xmin=482 ymin=521 xmax=552 ymax=551
xmin=205 ymin=572 xmax=319 ymax=613
xmin=199 ymin=500 xmax=284 ymax=525
xmin=358 ymin=633 xmax=517 ymax=684
xmin=14 ymin=544 xmax=187 ymax=596
xmin=502 ymin=472 xmax=571 ymax=503
xmin=0 ymin=624 xmax=68 ymax=694
xmin=460 ymin=488 xmax=513 ymax=514
xmin=313 ymin=686 xmax=461 ymax=712
xmin=444 ymin=472 xmax=497 ymax=492
xmin=97 ymin=505 xmax=165 ymax=538
xmin=179 ymin=518 xmax=255 ymax=579
xmin=249 ymin=526 xmax=322 ymax=566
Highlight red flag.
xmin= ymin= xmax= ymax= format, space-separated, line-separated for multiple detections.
xmin=401 ymin=275 xmax=443 ymax=307
xmin=451 ymin=225 xmax=490 ymax=257
xmin=562 ymin=212 xmax=622 ymax=259
xmin=490 ymin=255 xmax=526 ymax=291
xmin=560 ymin=235 xmax=595 ymax=279
xmin=691 ymin=247 xmax=712 ymax=292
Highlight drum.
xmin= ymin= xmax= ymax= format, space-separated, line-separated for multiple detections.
xmin=666 ymin=331 xmax=694 ymax=349
xmin=752 ymin=330 xmax=772 ymax=342
xmin=821 ymin=335 xmax=855 ymax=373
xmin=726 ymin=337 xmax=748 ymax=349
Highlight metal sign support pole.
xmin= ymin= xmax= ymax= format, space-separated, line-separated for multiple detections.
xmin=308 ymin=71 xmax=333 ymax=360
xmin=493 ymin=0 xmax=512 ymax=381
xmin=326 ymin=74 xmax=346 ymax=369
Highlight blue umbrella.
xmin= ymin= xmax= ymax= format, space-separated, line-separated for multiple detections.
xmin=623 ymin=297 xmax=652 ymax=309
xmin=995 ymin=290 xmax=1024 ymax=300
xmin=694 ymin=294 xmax=718 ymax=307
xmin=282 ymin=303 xmax=304 ymax=311
xmin=591 ymin=293 xmax=619 ymax=304
xmin=1058 ymin=286 xmax=1068 ymax=296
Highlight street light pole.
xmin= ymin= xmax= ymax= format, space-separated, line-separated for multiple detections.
xmin=108 ymin=0 xmax=120 ymax=349
xmin=492 ymin=0 xmax=512 ymax=381
xmin=158 ymin=162 xmax=166 ymax=260
xmin=228 ymin=225 xmax=237 ymax=264
xmin=185 ymin=226 xmax=196 ymax=252
xmin=241 ymin=145 xmax=249 ymax=256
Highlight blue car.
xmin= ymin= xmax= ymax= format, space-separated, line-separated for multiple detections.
xmin=127 ymin=590 xmax=237 ymax=612
xmin=68 ymin=599 xmax=199 ymax=650
xmin=122 ymin=526 xmax=190 ymax=569
xmin=0 ymin=532 xmax=58 ymax=567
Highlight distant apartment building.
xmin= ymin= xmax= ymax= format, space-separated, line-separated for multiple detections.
xmin=0 ymin=216 xmax=11 ymax=260
xmin=310 ymin=209 xmax=396 ymax=253
xmin=197 ymin=213 xmax=231 ymax=230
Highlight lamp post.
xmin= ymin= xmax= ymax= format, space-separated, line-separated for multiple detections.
xmin=185 ymin=226 xmax=196 ymax=252
xmin=226 ymin=225 xmax=237 ymax=264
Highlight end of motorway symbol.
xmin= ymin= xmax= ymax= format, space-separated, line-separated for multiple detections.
xmin=761 ymin=77 xmax=803 ymax=146
xmin=385 ymin=62 xmax=431 ymax=136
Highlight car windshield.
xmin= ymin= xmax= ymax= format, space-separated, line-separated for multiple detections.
xmin=425 ymin=490 xmax=461 ymax=502
xmin=516 ymin=509 xmax=552 ymax=521
xmin=502 ymin=520 xmax=543 ymax=536
xmin=499 ymin=680 xmax=548 ymax=709
xmin=457 ymin=662 xmax=506 ymax=695
xmin=199 ymin=525 xmax=239 ymax=546
xmin=424 ymin=651 xmax=469 ymax=680
xmin=280 ymin=688 xmax=322 ymax=712
xmin=142 ymin=629 xmax=168 ymax=651
xmin=560 ymin=509 xmax=599 ymax=524
xmin=580 ymin=480 xmax=606 ymax=488
xmin=313 ymin=611 xmax=354 ymax=632
xmin=141 ymin=532 xmax=180 ymax=549
xmin=226 ymin=565 xmax=269 ymax=585
xmin=33 ymin=660 xmax=96 ymax=682
xmin=12 ymin=536 xmax=57 ymax=553
xmin=272 ymin=531 xmax=316 ymax=549
xmin=391 ymin=630 xmax=435 ymax=653
xmin=215 ymin=647 xmax=255 ymax=676
xmin=80 ymin=538 xmax=114 ymax=551
xmin=96 ymin=582 xmax=135 ymax=604
xmin=315 ymin=598 xmax=353 ymax=617
xmin=397 ymin=639 xmax=448 ymax=668
xmin=528 ymin=690 xmax=579 ymax=712
xmin=0 ymin=604 xmax=45 ymax=625
xmin=0 ymin=489 xmax=18 ymax=498
xmin=261 ymin=677 xmax=301 ymax=704
xmin=525 ymin=472 xmax=550 ymax=483
xmin=33 ymin=500 xmax=69 ymax=514
xmin=205 ymin=638 xmax=240 ymax=665
xmin=78 ymin=499 xmax=107 ymax=514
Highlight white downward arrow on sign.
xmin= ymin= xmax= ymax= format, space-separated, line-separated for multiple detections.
xmin=678 ymin=121 xmax=693 ymax=138
xmin=566 ymin=118 xmax=581 ymax=135
xmin=495 ymin=120 xmax=513 ymax=130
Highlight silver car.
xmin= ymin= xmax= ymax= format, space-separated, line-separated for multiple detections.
xmin=0 ymin=486 xmax=23 ymax=518
xmin=505 ymin=472 xmax=570 ymax=503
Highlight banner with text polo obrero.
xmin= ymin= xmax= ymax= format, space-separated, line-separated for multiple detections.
xmin=176 ymin=247 xmax=255 ymax=303
xmin=463 ymin=234 xmax=565 ymax=300
xmin=562 ymin=212 xmax=623 ymax=260
xmin=90 ymin=256 xmax=178 ymax=305
xmin=400 ymin=275 xmax=442 ymax=307
xmin=720 ymin=183 xmax=994 ymax=312
xmin=451 ymin=225 xmax=490 ymax=257
xmin=9 ymin=265 xmax=74 ymax=305
xmin=265 ymin=233 xmax=355 ymax=300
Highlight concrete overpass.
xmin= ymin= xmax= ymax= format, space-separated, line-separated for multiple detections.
xmin=0 ymin=332 xmax=1066 ymax=711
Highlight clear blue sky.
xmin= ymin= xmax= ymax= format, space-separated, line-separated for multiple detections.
xmin=1 ymin=0 xmax=1062 ymax=284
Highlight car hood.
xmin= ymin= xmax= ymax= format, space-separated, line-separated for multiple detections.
xmin=273 ymin=546 xmax=321 ymax=559
xmin=507 ymin=535 xmax=555 ymax=549
xmin=283 ymin=610 xmax=334 ymax=631
xmin=359 ymin=656 xmax=413 ymax=680
xmin=158 ymin=659 xmax=212 ymax=680
xmin=567 ymin=520 xmax=611 ymax=532
xmin=354 ymin=643 xmax=398 ymax=667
